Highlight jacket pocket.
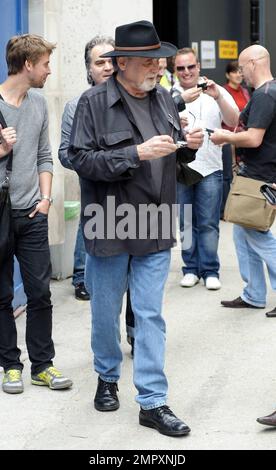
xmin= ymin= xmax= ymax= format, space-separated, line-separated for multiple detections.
xmin=100 ymin=130 xmax=133 ymax=147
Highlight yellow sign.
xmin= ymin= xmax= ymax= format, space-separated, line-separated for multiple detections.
xmin=219 ymin=40 xmax=238 ymax=59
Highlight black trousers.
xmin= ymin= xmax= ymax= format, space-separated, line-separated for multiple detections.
xmin=0 ymin=211 xmax=55 ymax=375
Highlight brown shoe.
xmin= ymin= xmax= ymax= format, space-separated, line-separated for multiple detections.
xmin=221 ymin=296 xmax=264 ymax=309
xmin=266 ymin=307 xmax=276 ymax=318
xmin=257 ymin=411 xmax=276 ymax=426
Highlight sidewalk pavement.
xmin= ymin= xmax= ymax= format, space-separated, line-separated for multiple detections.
xmin=1 ymin=221 xmax=276 ymax=450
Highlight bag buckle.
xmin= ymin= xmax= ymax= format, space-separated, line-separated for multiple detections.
xmin=1 ymin=175 xmax=10 ymax=189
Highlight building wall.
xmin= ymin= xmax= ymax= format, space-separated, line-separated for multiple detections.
xmin=28 ymin=0 xmax=152 ymax=244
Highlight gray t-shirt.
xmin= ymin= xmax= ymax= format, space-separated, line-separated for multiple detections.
xmin=117 ymin=82 xmax=164 ymax=199
xmin=0 ymin=90 xmax=53 ymax=209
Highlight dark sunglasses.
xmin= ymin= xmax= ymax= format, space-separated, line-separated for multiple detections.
xmin=176 ymin=64 xmax=197 ymax=72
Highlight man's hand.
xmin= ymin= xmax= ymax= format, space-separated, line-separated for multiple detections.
xmin=179 ymin=110 xmax=189 ymax=128
xmin=181 ymin=86 xmax=201 ymax=104
xmin=29 ymin=200 xmax=50 ymax=218
xmin=137 ymin=135 xmax=177 ymax=161
xmin=200 ymin=75 xmax=226 ymax=101
xmin=186 ymin=127 xmax=204 ymax=150
xmin=0 ymin=125 xmax=16 ymax=157
xmin=210 ymin=128 xmax=232 ymax=146
xmin=202 ymin=77 xmax=221 ymax=100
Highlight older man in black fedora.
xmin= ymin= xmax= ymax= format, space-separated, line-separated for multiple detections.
xmin=69 ymin=20 xmax=203 ymax=437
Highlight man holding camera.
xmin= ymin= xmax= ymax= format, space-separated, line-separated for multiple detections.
xmin=173 ymin=48 xmax=239 ymax=290
xmin=211 ymin=44 xmax=276 ymax=429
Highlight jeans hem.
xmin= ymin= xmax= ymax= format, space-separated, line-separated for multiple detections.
xmin=241 ymin=294 xmax=266 ymax=308
xmin=33 ymin=362 xmax=54 ymax=375
xmin=140 ymin=401 xmax=167 ymax=410
xmin=4 ymin=365 xmax=23 ymax=373
xmin=99 ymin=375 xmax=119 ymax=383
xmin=182 ymin=268 xmax=199 ymax=277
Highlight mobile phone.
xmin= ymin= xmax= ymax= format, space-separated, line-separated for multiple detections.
xmin=260 ymin=184 xmax=276 ymax=205
xmin=176 ymin=140 xmax=188 ymax=148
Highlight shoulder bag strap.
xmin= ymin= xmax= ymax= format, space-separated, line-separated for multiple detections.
xmin=0 ymin=96 xmax=13 ymax=176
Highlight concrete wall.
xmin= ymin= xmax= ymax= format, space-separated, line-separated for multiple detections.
xmin=28 ymin=0 xmax=152 ymax=244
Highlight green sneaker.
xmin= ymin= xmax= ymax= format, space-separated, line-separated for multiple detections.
xmin=31 ymin=366 xmax=73 ymax=390
xmin=2 ymin=369 xmax=24 ymax=394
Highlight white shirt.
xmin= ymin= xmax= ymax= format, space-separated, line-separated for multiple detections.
xmin=173 ymin=84 xmax=238 ymax=176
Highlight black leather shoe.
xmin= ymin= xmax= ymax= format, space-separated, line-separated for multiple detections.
xmin=139 ymin=406 xmax=191 ymax=437
xmin=75 ymin=283 xmax=90 ymax=301
xmin=266 ymin=307 xmax=276 ymax=318
xmin=257 ymin=411 xmax=276 ymax=426
xmin=221 ymin=296 xmax=264 ymax=309
xmin=94 ymin=377 xmax=119 ymax=412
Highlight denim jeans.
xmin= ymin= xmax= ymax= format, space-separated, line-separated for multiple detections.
xmin=85 ymin=249 xmax=171 ymax=409
xmin=233 ymin=224 xmax=276 ymax=307
xmin=72 ymin=220 xmax=87 ymax=287
xmin=0 ymin=211 xmax=55 ymax=374
xmin=177 ymin=170 xmax=223 ymax=280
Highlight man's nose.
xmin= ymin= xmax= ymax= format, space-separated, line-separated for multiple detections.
xmin=104 ymin=60 xmax=113 ymax=69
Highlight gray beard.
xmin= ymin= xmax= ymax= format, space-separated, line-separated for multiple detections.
xmin=138 ymin=78 xmax=157 ymax=92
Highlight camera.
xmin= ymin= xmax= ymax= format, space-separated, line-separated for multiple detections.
xmin=176 ymin=140 xmax=188 ymax=149
xmin=197 ymin=82 xmax=208 ymax=91
xmin=260 ymin=184 xmax=276 ymax=205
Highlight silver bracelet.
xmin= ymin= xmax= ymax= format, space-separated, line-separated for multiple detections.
xmin=41 ymin=194 xmax=53 ymax=205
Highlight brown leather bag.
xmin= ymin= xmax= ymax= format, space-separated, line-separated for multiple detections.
xmin=224 ymin=174 xmax=276 ymax=231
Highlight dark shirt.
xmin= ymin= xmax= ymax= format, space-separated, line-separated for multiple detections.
xmin=117 ymin=81 xmax=164 ymax=199
xmin=239 ymin=79 xmax=276 ymax=182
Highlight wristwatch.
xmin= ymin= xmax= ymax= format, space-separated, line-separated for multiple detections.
xmin=41 ymin=194 xmax=53 ymax=205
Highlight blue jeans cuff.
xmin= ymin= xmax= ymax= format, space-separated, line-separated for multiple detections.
xmin=99 ymin=375 xmax=119 ymax=383
xmin=241 ymin=294 xmax=266 ymax=308
xmin=140 ymin=401 xmax=167 ymax=410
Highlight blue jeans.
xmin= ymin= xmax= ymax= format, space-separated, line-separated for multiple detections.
xmin=233 ymin=225 xmax=276 ymax=307
xmin=0 ymin=212 xmax=54 ymax=374
xmin=177 ymin=170 xmax=223 ymax=280
xmin=85 ymin=249 xmax=171 ymax=409
xmin=72 ymin=220 xmax=87 ymax=287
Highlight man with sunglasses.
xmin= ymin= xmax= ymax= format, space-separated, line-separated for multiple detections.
xmin=173 ymin=48 xmax=239 ymax=290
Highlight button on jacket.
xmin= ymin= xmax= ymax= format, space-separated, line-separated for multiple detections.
xmin=68 ymin=75 xmax=195 ymax=256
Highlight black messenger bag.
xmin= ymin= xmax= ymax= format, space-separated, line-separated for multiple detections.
xmin=0 ymin=107 xmax=13 ymax=266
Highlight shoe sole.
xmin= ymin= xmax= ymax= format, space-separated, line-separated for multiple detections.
xmin=180 ymin=282 xmax=199 ymax=288
xmin=94 ymin=402 xmax=120 ymax=412
xmin=221 ymin=304 xmax=264 ymax=309
xmin=139 ymin=417 xmax=191 ymax=436
xmin=256 ymin=418 xmax=276 ymax=427
xmin=31 ymin=379 xmax=73 ymax=390
xmin=2 ymin=386 xmax=24 ymax=394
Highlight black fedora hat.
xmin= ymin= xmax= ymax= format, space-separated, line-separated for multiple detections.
xmin=100 ymin=20 xmax=177 ymax=58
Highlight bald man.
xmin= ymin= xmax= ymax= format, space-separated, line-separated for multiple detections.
xmin=211 ymin=45 xmax=276 ymax=427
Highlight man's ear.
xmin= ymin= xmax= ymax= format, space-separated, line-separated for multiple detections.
xmin=117 ymin=57 xmax=128 ymax=71
xmin=25 ymin=59 xmax=32 ymax=72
